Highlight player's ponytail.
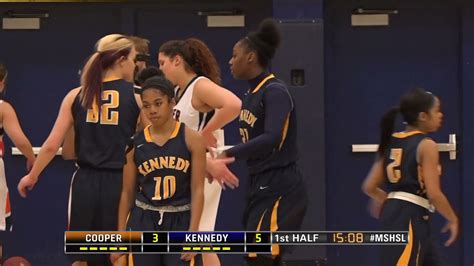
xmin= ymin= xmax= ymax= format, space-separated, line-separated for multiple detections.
xmin=80 ymin=34 xmax=134 ymax=109
xmin=378 ymin=88 xmax=436 ymax=156
xmin=185 ymin=38 xmax=221 ymax=85
xmin=378 ymin=106 xmax=399 ymax=156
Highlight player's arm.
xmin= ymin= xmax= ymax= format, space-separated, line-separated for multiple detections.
xmin=185 ymin=126 xmax=205 ymax=231
xmin=2 ymin=101 xmax=35 ymax=170
xmin=224 ymin=85 xmax=290 ymax=159
xmin=193 ymin=79 xmax=241 ymax=147
xmin=418 ymin=138 xmax=459 ymax=246
xmin=61 ymin=127 xmax=76 ymax=160
xmin=112 ymin=146 xmax=136 ymax=264
xmin=361 ymin=156 xmax=387 ymax=204
xmin=17 ymin=88 xmax=79 ymax=198
xmin=117 ymin=145 xmax=137 ymax=231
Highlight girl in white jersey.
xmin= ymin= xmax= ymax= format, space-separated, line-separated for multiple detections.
xmin=158 ymin=38 xmax=241 ymax=266
xmin=0 ymin=63 xmax=35 ymax=261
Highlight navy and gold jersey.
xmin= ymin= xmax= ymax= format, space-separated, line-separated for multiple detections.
xmin=383 ymin=131 xmax=429 ymax=198
xmin=239 ymin=74 xmax=298 ymax=175
xmin=72 ymin=79 xmax=140 ymax=169
xmin=132 ymin=123 xmax=192 ymax=207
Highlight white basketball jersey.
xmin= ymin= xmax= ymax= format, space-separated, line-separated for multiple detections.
xmin=173 ymin=76 xmax=225 ymax=147
xmin=174 ymin=76 xmax=206 ymax=131
xmin=173 ymin=77 xmax=225 ymax=231
xmin=0 ymin=100 xmax=10 ymax=231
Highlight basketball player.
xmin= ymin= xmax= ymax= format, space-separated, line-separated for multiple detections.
xmin=17 ymin=34 xmax=141 ymax=266
xmin=158 ymin=37 xmax=241 ymax=266
xmin=136 ymin=66 xmax=163 ymax=87
xmin=0 ymin=63 xmax=35 ymax=232
xmin=113 ymin=75 xmax=205 ymax=266
xmin=362 ymin=88 xmax=459 ymax=265
xmin=0 ymin=64 xmax=35 ymax=263
xmin=219 ymin=18 xmax=308 ymax=266
xmin=62 ymin=35 xmax=150 ymax=161
xmin=129 ymin=36 xmax=151 ymax=74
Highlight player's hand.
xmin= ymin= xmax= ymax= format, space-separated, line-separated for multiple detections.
xmin=17 ymin=174 xmax=38 ymax=198
xmin=206 ymin=157 xmax=239 ymax=190
xmin=110 ymin=253 xmax=126 ymax=265
xmin=442 ymin=219 xmax=459 ymax=246
xmin=181 ymin=252 xmax=196 ymax=261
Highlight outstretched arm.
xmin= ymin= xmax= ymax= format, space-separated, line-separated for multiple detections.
xmin=17 ymin=88 xmax=78 ymax=197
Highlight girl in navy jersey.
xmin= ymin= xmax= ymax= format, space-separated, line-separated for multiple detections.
xmin=18 ymin=34 xmax=142 ymax=266
xmin=219 ymin=18 xmax=308 ymax=266
xmin=114 ymin=76 xmax=205 ymax=266
xmin=362 ymin=88 xmax=459 ymax=265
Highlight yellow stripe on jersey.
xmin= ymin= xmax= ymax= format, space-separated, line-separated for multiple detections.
xmin=144 ymin=125 xmax=153 ymax=142
xmin=279 ymin=114 xmax=290 ymax=150
xmin=170 ymin=122 xmax=181 ymax=139
xmin=102 ymin=77 xmax=121 ymax=82
xmin=248 ymin=209 xmax=268 ymax=258
xmin=270 ymin=197 xmax=282 ymax=256
xmin=392 ymin=130 xmax=424 ymax=139
xmin=397 ymin=220 xmax=414 ymax=265
xmin=251 ymin=74 xmax=275 ymax=94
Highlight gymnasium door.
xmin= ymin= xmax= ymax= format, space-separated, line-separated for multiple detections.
xmin=272 ymin=21 xmax=326 ymax=264
xmin=325 ymin=3 xmax=462 ymax=266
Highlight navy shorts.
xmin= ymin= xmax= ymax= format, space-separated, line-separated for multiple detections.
xmin=379 ymin=199 xmax=445 ymax=266
xmin=67 ymin=167 xmax=123 ymax=265
xmin=127 ymin=205 xmax=201 ymax=266
xmin=245 ymin=164 xmax=308 ymax=261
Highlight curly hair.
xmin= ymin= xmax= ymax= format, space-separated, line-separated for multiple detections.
xmin=159 ymin=38 xmax=221 ymax=85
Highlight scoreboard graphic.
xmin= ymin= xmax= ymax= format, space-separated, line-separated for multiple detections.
xmin=65 ymin=231 xmax=409 ymax=254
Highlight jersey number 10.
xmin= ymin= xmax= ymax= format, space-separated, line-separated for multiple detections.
xmin=240 ymin=128 xmax=249 ymax=143
xmin=152 ymin=176 xmax=176 ymax=201
xmin=86 ymin=91 xmax=119 ymax=125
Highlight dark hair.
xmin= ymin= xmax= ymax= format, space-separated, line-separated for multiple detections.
xmin=378 ymin=88 xmax=436 ymax=155
xmin=141 ymin=76 xmax=175 ymax=100
xmin=240 ymin=18 xmax=281 ymax=68
xmin=159 ymin=38 xmax=221 ymax=85
xmin=81 ymin=35 xmax=133 ymax=109
xmin=0 ymin=63 xmax=7 ymax=81
xmin=136 ymin=66 xmax=164 ymax=86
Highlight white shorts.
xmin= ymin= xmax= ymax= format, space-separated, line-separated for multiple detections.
xmin=198 ymin=129 xmax=225 ymax=231
xmin=0 ymin=158 xmax=11 ymax=231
